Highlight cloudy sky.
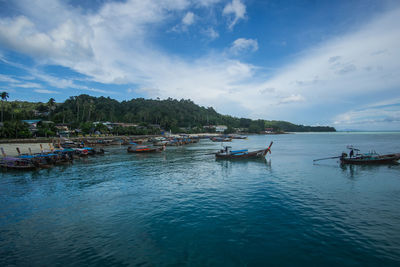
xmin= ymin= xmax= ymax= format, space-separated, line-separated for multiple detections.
xmin=0 ymin=0 xmax=399 ymax=130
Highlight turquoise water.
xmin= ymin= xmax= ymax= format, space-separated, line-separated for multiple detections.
xmin=1 ymin=133 xmax=400 ymax=266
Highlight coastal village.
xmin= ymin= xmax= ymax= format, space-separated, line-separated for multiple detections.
xmin=12 ymin=120 xmax=276 ymax=138
xmin=0 ymin=93 xmax=334 ymax=167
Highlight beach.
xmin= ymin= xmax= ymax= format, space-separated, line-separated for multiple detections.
xmin=0 ymin=143 xmax=54 ymax=157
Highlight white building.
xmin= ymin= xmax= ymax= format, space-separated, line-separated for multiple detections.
xmin=215 ymin=125 xmax=228 ymax=133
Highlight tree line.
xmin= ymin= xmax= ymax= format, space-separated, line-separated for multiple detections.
xmin=0 ymin=93 xmax=335 ymax=138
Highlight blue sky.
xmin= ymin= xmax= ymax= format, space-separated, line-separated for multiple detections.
xmin=0 ymin=0 xmax=399 ymax=130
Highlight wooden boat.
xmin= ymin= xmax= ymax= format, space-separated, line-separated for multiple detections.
xmin=340 ymin=152 xmax=400 ymax=164
xmin=58 ymin=140 xmax=78 ymax=148
xmin=53 ymin=155 xmax=73 ymax=165
xmin=74 ymin=148 xmax=90 ymax=157
xmin=215 ymin=142 xmax=273 ymax=159
xmin=121 ymin=139 xmax=143 ymax=146
xmin=153 ymin=140 xmax=169 ymax=146
xmin=314 ymin=146 xmax=400 ymax=165
xmin=127 ymin=145 xmax=165 ymax=153
xmin=228 ymin=134 xmax=248 ymax=139
xmin=211 ymin=137 xmax=232 ymax=142
xmin=0 ymin=157 xmax=37 ymax=170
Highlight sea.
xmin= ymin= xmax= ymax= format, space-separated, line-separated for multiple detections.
xmin=1 ymin=132 xmax=400 ymax=266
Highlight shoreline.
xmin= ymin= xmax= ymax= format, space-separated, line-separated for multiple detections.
xmin=0 ymin=132 xmax=292 ymax=144
xmin=0 ymin=132 xmax=292 ymax=145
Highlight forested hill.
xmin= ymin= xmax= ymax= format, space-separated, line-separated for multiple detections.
xmin=2 ymin=94 xmax=335 ymax=133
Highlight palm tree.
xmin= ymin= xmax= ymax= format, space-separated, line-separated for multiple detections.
xmin=87 ymin=100 xmax=95 ymax=122
xmin=47 ymin=98 xmax=56 ymax=112
xmin=1 ymin=91 xmax=9 ymax=123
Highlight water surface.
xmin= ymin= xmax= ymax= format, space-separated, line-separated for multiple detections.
xmin=1 ymin=133 xmax=400 ymax=266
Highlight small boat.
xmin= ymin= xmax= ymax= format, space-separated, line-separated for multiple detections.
xmin=228 ymin=134 xmax=248 ymax=139
xmin=211 ymin=137 xmax=232 ymax=142
xmin=75 ymin=148 xmax=89 ymax=157
xmin=0 ymin=157 xmax=37 ymax=171
xmin=340 ymin=152 xmax=400 ymax=164
xmin=314 ymin=146 xmax=400 ymax=165
xmin=153 ymin=140 xmax=169 ymax=146
xmin=215 ymin=142 xmax=273 ymax=159
xmin=127 ymin=145 xmax=166 ymax=153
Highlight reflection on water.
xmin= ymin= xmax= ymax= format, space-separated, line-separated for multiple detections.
xmin=1 ymin=133 xmax=400 ymax=265
xmin=340 ymin=162 xmax=400 ymax=179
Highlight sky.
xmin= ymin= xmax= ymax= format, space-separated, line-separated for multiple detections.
xmin=0 ymin=0 xmax=399 ymax=130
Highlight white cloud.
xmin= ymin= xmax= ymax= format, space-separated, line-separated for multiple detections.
xmin=171 ymin=10 xmax=196 ymax=32
xmin=0 ymin=74 xmax=42 ymax=89
xmin=222 ymin=0 xmax=246 ymax=30
xmin=0 ymin=15 xmax=93 ymax=63
xmin=279 ymin=94 xmax=305 ymax=104
xmin=203 ymin=27 xmax=219 ymax=40
xmin=182 ymin=11 xmax=195 ymax=25
xmin=12 ymin=82 xmax=42 ymax=88
xmin=332 ymin=98 xmax=400 ymax=129
xmin=0 ymin=1 xmax=399 ymax=129
xmin=229 ymin=8 xmax=400 ymax=125
xmin=34 ymin=89 xmax=59 ymax=94
xmin=0 ymin=74 xmax=19 ymax=83
xmin=195 ymin=0 xmax=222 ymax=7
xmin=333 ymin=106 xmax=400 ymax=129
xmin=230 ymin=38 xmax=258 ymax=55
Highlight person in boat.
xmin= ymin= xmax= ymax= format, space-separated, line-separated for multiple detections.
xmin=350 ymin=149 xmax=354 ymax=158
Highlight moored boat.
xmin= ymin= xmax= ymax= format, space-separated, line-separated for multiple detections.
xmin=228 ymin=134 xmax=248 ymax=139
xmin=314 ymin=146 xmax=400 ymax=165
xmin=211 ymin=137 xmax=232 ymax=142
xmin=0 ymin=157 xmax=37 ymax=170
xmin=215 ymin=142 xmax=273 ymax=159
xmin=127 ymin=145 xmax=166 ymax=153
xmin=340 ymin=152 xmax=400 ymax=164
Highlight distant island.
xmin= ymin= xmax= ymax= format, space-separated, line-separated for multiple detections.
xmin=0 ymin=94 xmax=335 ymax=139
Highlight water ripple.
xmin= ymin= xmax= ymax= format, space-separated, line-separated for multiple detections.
xmin=1 ymin=134 xmax=400 ymax=265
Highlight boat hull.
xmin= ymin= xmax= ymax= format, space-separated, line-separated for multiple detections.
xmin=215 ymin=150 xmax=267 ymax=159
xmin=127 ymin=146 xmax=165 ymax=153
xmin=0 ymin=164 xmax=37 ymax=171
xmin=340 ymin=153 xmax=400 ymax=164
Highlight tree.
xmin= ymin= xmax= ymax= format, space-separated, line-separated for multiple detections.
xmin=224 ymin=126 xmax=235 ymax=134
xmin=0 ymin=121 xmax=31 ymax=138
xmin=1 ymin=91 xmax=9 ymax=122
xmin=47 ymin=98 xmax=56 ymax=112
xmin=36 ymin=122 xmax=56 ymax=137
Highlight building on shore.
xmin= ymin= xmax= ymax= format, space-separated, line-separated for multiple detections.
xmin=203 ymin=125 xmax=228 ymax=133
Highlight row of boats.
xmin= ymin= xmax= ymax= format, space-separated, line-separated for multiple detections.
xmin=38 ymin=134 xmax=246 ymax=149
xmin=125 ymin=140 xmax=274 ymax=160
xmin=2 ymin=137 xmax=399 ymax=170
xmin=61 ymin=136 xmax=202 ymax=148
xmin=0 ymin=144 xmax=104 ymax=171
xmin=125 ymin=140 xmax=400 ymax=164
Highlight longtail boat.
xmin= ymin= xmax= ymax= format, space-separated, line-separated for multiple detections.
xmin=0 ymin=157 xmax=37 ymax=170
xmin=228 ymin=134 xmax=248 ymax=139
xmin=340 ymin=152 xmax=400 ymax=164
xmin=75 ymin=148 xmax=90 ymax=157
xmin=211 ymin=137 xmax=232 ymax=142
xmin=215 ymin=141 xmax=273 ymax=159
xmin=127 ymin=145 xmax=165 ymax=153
xmin=314 ymin=146 xmax=400 ymax=165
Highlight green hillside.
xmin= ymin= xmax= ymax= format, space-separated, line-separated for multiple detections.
xmin=0 ymin=94 xmax=335 ymax=137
